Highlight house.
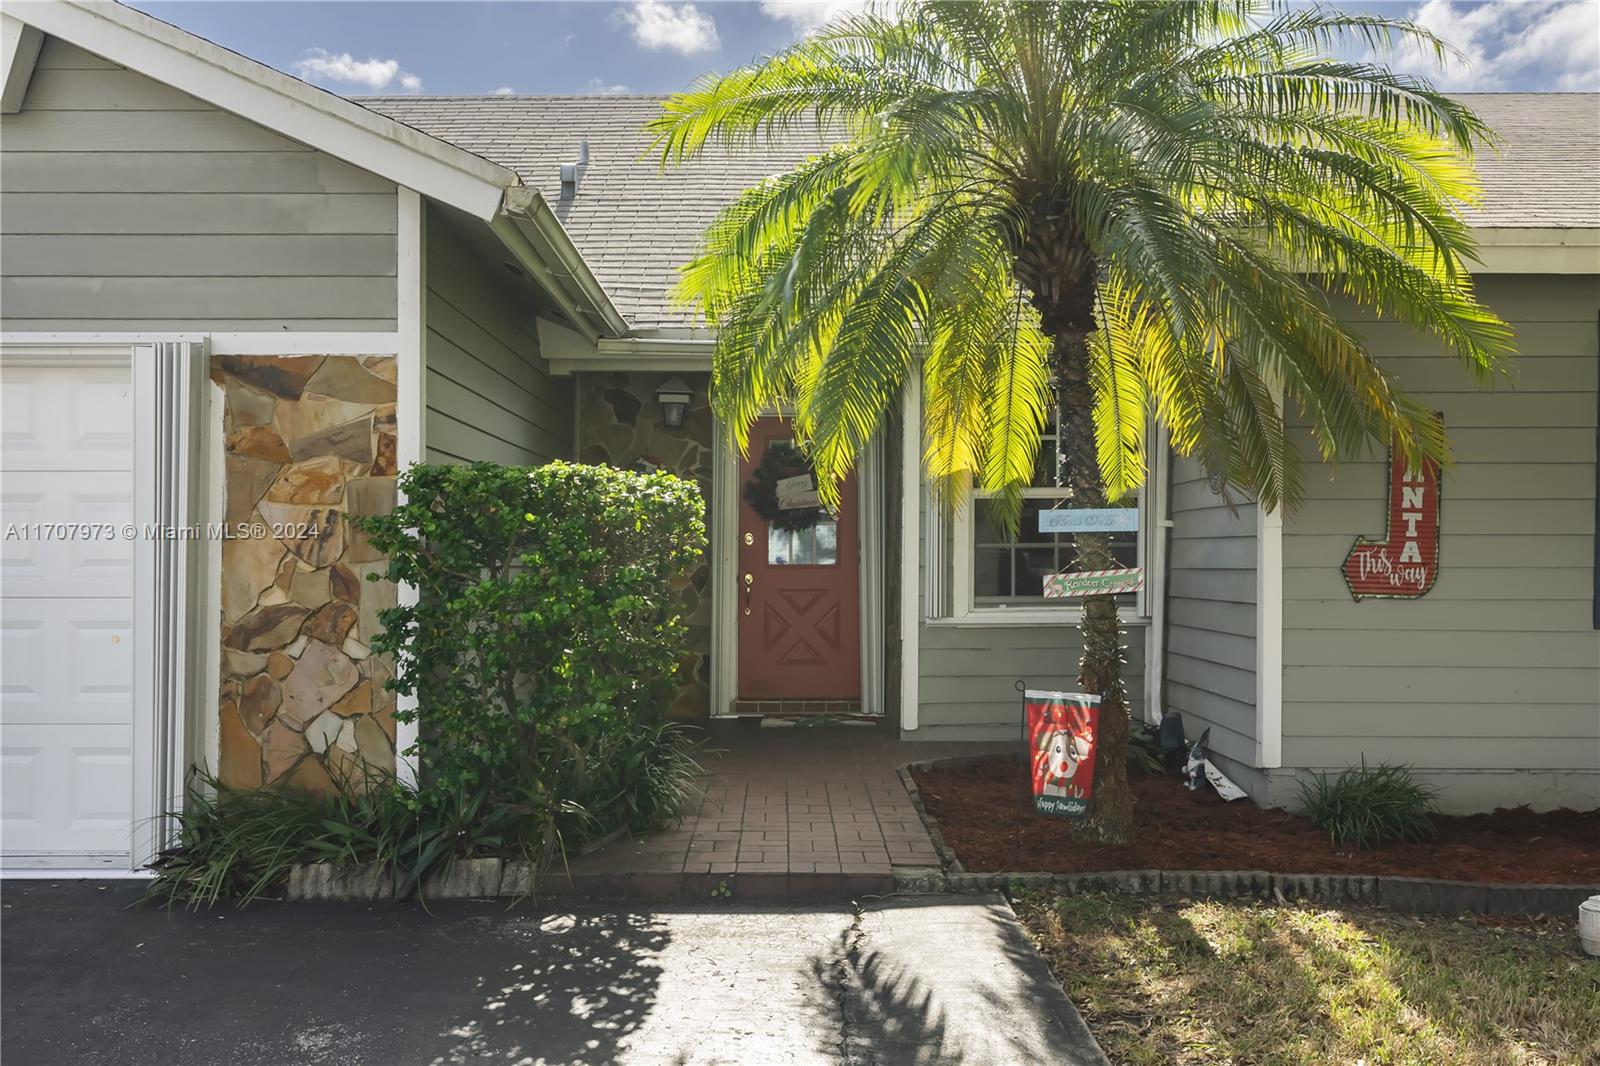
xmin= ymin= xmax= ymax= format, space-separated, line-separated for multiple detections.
xmin=1 ymin=1 xmax=1594 ymax=874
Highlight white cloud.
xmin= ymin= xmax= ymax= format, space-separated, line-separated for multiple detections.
xmin=491 ymin=86 xmax=516 ymax=96
xmin=1386 ymin=1 xmax=1599 ymax=92
xmin=616 ymin=1 xmax=720 ymax=55
xmin=759 ymin=1 xmax=869 ymax=34
xmin=586 ymin=77 xmax=633 ymax=96
xmin=292 ymin=48 xmax=423 ymax=93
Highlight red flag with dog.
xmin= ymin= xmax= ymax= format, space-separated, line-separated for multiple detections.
xmin=1026 ymin=690 xmax=1100 ymax=817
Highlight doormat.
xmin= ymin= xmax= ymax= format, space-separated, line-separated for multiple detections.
xmin=732 ymin=698 xmax=865 ymax=718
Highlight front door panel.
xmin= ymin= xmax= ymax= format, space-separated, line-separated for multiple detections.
xmin=736 ymin=419 xmax=861 ymax=700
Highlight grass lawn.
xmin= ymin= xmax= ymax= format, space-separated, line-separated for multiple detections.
xmin=1013 ymin=892 xmax=1599 ymax=1065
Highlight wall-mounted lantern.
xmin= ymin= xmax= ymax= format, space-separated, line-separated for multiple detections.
xmin=655 ymin=376 xmax=693 ymax=429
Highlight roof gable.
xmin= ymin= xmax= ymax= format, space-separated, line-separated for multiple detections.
xmin=11 ymin=0 xmax=517 ymax=220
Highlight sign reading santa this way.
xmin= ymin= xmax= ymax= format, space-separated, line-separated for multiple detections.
xmin=1025 ymin=691 xmax=1100 ymax=818
xmin=1341 ymin=432 xmax=1441 ymax=601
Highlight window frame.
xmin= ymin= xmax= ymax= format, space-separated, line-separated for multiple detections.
xmin=948 ymin=479 xmax=1149 ymax=623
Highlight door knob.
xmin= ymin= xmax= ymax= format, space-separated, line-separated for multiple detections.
xmin=742 ymin=572 xmax=753 ymax=615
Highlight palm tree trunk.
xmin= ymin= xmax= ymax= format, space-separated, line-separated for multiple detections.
xmin=1054 ymin=326 xmax=1136 ymax=846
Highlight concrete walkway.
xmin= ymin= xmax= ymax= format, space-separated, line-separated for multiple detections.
xmin=1 ymin=882 xmax=1106 ymax=1066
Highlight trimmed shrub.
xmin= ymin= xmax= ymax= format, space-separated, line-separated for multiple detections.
xmin=1299 ymin=758 xmax=1439 ymax=850
xmin=362 ymin=460 xmax=707 ymax=863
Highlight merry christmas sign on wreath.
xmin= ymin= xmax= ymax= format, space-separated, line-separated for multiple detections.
xmin=744 ymin=440 xmax=828 ymax=531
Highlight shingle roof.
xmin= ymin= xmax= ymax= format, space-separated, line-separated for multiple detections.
xmin=1454 ymin=95 xmax=1599 ymax=230
xmin=360 ymin=92 xmax=1599 ymax=331
xmin=362 ymin=94 xmax=832 ymax=330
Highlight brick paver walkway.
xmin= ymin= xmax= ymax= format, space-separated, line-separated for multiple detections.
xmin=565 ymin=721 xmax=1015 ymax=895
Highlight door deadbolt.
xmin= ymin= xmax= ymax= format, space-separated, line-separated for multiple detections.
xmin=743 ymin=531 xmax=754 ymax=546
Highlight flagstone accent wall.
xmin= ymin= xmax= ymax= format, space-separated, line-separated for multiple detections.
xmin=212 ymin=355 xmax=399 ymax=793
xmin=577 ymin=372 xmax=713 ymax=719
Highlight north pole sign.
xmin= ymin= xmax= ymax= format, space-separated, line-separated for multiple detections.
xmin=1341 ymin=437 xmax=1441 ymax=600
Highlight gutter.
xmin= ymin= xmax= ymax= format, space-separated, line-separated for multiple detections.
xmin=497 ymin=186 xmax=630 ymax=341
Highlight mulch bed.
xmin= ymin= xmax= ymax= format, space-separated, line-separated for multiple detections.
xmin=911 ymin=755 xmax=1600 ymax=885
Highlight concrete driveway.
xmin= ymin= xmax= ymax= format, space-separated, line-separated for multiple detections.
xmin=1 ymin=882 xmax=1104 ymax=1066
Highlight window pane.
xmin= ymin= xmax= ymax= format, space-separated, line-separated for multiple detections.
xmin=767 ymin=519 xmax=838 ymax=566
xmin=814 ymin=519 xmax=838 ymax=564
xmin=973 ymin=548 xmax=1011 ymax=599
xmin=1014 ymin=547 xmax=1056 ymax=598
xmin=1032 ymin=437 xmax=1062 ymax=488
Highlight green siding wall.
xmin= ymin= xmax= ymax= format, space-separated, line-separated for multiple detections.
xmin=0 ymin=38 xmax=397 ymax=331
xmin=916 ymin=620 xmax=1147 ymax=739
xmin=422 ymin=204 xmax=572 ymax=465
xmin=1281 ymin=274 xmax=1600 ymax=812
xmin=1163 ymin=459 xmax=1259 ymax=767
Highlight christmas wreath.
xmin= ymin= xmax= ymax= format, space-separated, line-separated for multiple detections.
xmin=744 ymin=440 xmax=827 ymax=532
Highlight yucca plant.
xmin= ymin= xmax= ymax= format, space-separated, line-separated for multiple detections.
xmin=650 ymin=0 xmax=1511 ymax=843
xmin=1300 ymin=758 xmax=1440 ymax=849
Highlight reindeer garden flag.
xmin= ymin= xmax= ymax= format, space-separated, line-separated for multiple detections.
xmin=1025 ymin=691 xmax=1101 ymax=818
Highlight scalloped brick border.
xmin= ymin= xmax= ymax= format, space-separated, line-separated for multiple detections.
xmin=895 ymin=761 xmax=1598 ymax=918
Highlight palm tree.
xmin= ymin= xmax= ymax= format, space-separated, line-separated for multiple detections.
xmin=649 ymin=0 xmax=1511 ymax=843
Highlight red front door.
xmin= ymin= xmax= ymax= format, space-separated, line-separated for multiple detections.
xmin=736 ymin=418 xmax=861 ymax=700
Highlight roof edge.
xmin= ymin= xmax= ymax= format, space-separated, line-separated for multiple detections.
xmin=1471 ymin=227 xmax=1600 ymax=274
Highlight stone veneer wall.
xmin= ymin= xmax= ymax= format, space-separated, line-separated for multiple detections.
xmin=212 ymin=355 xmax=399 ymax=793
xmin=577 ymin=372 xmax=713 ymax=719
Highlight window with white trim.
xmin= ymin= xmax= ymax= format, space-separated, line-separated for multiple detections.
xmin=949 ymin=406 xmax=1146 ymax=619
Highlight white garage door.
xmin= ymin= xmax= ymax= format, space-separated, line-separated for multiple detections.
xmin=1 ymin=358 xmax=137 ymax=870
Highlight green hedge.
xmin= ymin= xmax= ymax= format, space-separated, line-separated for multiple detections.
xmin=363 ymin=460 xmax=707 ymax=861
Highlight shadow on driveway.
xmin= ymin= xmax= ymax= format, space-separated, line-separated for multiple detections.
xmin=2 ymin=881 xmax=670 ymax=1066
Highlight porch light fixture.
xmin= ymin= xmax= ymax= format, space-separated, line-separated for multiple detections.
xmin=655 ymin=376 xmax=693 ymax=428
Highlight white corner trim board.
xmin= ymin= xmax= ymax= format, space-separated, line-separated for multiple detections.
xmin=12 ymin=0 xmax=514 ymax=220
xmin=899 ymin=374 xmax=922 ymax=731
xmin=392 ymin=188 xmax=424 ymax=788
xmin=1254 ymin=497 xmax=1285 ymax=769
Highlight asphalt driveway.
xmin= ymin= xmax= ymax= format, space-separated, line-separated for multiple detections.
xmin=1 ymin=882 xmax=1104 ymax=1066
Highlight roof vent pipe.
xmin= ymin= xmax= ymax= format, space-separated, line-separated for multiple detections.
xmin=560 ymin=139 xmax=590 ymax=194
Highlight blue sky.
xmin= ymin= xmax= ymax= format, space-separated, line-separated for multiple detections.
xmin=132 ymin=1 xmax=1600 ymax=97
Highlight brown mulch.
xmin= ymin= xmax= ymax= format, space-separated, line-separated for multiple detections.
xmin=911 ymin=755 xmax=1600 ymax=884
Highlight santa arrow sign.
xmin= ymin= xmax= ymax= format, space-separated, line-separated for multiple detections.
xmin=1341 ymin=432 xmax=1441 ymax=601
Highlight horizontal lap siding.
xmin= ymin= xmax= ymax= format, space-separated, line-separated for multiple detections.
xmin=917 ymin=622 xmax=1146 ymax=734
xmin=1282 ymin=275 xmax=1600 ymax=780
xmin=0 ymin=39 xmax=396 ymax=331
xmin=423 ymin=205 xmax=571 ymax=465
xmin=1163 ymin=456 xmax=1259 ymax=765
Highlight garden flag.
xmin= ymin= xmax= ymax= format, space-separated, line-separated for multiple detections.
xmin=1025 ymin=690 xmax=1100 ymax=818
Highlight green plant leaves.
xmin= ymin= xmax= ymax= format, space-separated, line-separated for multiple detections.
xmin=148 ymin=462 xmax=708 ymax=907
xmin=1299 ymin=757 xmax=1440 ymax=850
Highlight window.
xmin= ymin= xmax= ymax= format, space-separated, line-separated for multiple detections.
xmin=768 ymin=520 xmax=838 ymax=566
xmin=951 ymin=406 xmax=1145 ymax=618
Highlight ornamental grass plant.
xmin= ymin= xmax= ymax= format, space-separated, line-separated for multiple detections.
xmin=1299 ymin=757 xmax=1440 ymax=849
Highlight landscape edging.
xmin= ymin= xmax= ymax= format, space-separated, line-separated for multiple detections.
xmin=896 ymin=759 xmax=1599 ymax=917
xmin=891 ymin=867 xmax=1600 ymax=917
